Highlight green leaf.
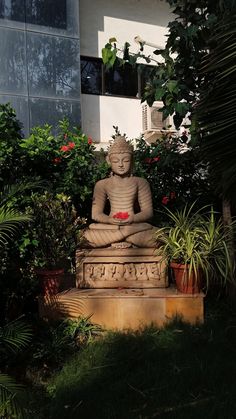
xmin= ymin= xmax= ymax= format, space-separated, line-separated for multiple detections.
xmin=166 ymin=80 xmax=179 ymax=94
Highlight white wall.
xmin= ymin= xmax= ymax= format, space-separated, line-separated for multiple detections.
xmin=79 ymin=0 xmax=173 ymax=144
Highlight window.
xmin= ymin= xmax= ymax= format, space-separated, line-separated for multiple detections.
xmin=81 ymin=57 xmax=102 ymax=95
xmin=81 ymin=56 xmax=155 ymax=99
xmin=0 ymin=0 xmax=67 ymax=29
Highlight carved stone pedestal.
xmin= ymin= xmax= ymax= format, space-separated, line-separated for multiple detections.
xmin=76 ymin=247 xmax=168 ymax=289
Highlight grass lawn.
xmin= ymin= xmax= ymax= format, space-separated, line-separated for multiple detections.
xmin=27 ymin=298 xmax=236 ymax=419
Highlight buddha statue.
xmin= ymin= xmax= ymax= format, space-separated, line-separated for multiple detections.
xmin=84 ymin=136 xmax=157 ymax=248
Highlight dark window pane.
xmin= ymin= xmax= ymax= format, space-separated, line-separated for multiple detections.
xmin=138 ymin=64 xmax=155 ymax=96
xmin=28 ymin=33 xmax=80 ymax=98
xmin=0 ymin=27 xmax=27 ymax=94
xmin=0 ymin=0 xmax=25 ymax=22
xmin=30 ymin=97 xmax=81 ymax=131
xmin=26 ymin=0 xmax=67 ymax=29
xmin=81 ymin=58 xmax=102 ymax=95
xmin=105 ymin=63 xmax=138 ymax=97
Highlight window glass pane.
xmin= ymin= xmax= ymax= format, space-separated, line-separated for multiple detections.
xmin=26 ymin=0 xmax=66 ymax=29
xmin=81 ymin=58 xmax=102 ymax=95
xmin=29 ymin=98 xmax=81 ymax=131
xmin=0 ymin=0 xmax=25 ymax=22
xmin=0 ymin=94 xmax=29 ymax=135
xmin=105 ymin=63 xmax=138 ymax=97
xmin=0 ymin=27 xmax=27 ymax=94
xmin=27 ymin=32 xmax=80 ymax=98
xmin=138 ymin=64 xmax=155 ymax=96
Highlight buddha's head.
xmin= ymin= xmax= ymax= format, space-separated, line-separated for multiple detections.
xmin=107 ymin=136 xmax=133 ymax=177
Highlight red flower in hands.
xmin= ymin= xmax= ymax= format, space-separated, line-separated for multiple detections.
xmin=113 ymin=212 xmax=129 ymax=220
xmin=68 ymin=142 xmax=75 ymax=149
xmin=88 ymin=137 xmax=93 ymax=145
xmin=60 ymin=145 xmax=70 ymax=152
xmin=162 ymin=196 xmax=169 ymax=205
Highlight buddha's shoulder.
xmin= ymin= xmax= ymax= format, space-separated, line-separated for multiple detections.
xmin=132 ymin=176 xmax=150 ymax=186
xmin=94 ymin=178 xmax=110 ymax=189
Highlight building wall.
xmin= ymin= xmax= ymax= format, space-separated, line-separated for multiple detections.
xmin=0 ymin=0 xmax=81 ymax=136
xmin=79 ymin=0 xmax=173 ymax=144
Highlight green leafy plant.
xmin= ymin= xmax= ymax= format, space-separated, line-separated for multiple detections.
xmin=155 ymin=203 xmax=235 ymax=290
xmin=0 ymin=318 xmax=32 ymax=418
xmin=65 ymin=315 xmax=103 ymax=346
xmin=133 ymin=132 xmax=214 ymax=224
xmin=23 ymin=192 xmax=86 ymax=269
xmin=0 ymin=103 xmax=23 ymax=187
xmin=19 ymin=118 xmax=109 ymax=217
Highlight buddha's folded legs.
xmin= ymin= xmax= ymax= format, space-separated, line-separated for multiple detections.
xmin=83 ymin=228 xmax=127 ymax=248
xmin=83 ymin=223 xmax=156 ymax=248
xmin=125 ymin=228 xmax=157 ymax=248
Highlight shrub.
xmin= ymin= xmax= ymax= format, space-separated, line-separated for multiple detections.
xmin=134 ymin=131 xmax=215 ymax=224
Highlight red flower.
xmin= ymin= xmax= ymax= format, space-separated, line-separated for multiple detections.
xmin=144 ymin=156 xmax=160 ymax=164
xmin=88 ymin=137 xmax=93 ymax=145
xmin=113 ymin=212 xmax=129 ymax=220
xmin=53 ymin=157 xmax=61 ymax=164
xmin=152 ymin=156 xmax=160 ymax=162
xmin=68 ymin=142 xmax=75 ymax=149
xmin=162 ymin=196 xmax=169 ymax=205
xmin=170 ymin=191 xmax=176 ymax=200
xmin=60 ymin=145 xmax=70 ymax=152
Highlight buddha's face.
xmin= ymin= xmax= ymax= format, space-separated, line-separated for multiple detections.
xmin=108 ymin=153 xmax=132 ymax=176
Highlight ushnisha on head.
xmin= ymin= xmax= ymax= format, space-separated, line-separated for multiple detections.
xmin=106 ymin=136 xmax=133 ymax=177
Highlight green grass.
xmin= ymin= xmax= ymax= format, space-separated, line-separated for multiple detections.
xmin=28 ymin=299 xmax=236 ymax=419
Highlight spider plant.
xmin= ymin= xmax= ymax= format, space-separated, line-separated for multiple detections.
xmin=155 ymin=203 xmax=235 ymax=291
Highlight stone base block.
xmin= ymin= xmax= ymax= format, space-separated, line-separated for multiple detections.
xmin=38 ymin=286 xmax=204 ymax=330
xmin=76 ymin=248 xmax=168 ymax=288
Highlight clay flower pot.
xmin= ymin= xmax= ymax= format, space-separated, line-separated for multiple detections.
xmin=36 ymin=268 xmax=64 ymax=296
xmin=170 ymin=262 xmax=202 ymax=294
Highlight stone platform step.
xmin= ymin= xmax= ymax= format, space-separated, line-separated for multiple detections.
xmin=38 ymin=286 xmax=204 ymax=330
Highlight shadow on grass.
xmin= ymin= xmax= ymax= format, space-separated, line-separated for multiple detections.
xmin=33 ymin=299 xmax=236 ymax=419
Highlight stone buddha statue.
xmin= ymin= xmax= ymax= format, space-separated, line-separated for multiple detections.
xmin=84 ymin=136 xmax=157 ymax=248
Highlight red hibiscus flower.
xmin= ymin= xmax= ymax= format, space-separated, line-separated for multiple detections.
xmin=113 ymin=212 xmax=129 ymax=219
xmin=88 ymin=137 xmax=93 ymax=145
xmin=68 ymin=142 xmax=75 ymax=149
xmin=144 ymin=157 xmax=152 ymax=164
xmin=152 ymin=156 xmax=160 ymax=162
xmin=162 ymin=196 xmax=169 ymax=205
xmin=53 ymin=157 xmax=61 ymax=164
xmin=60 ymin=145 xmax=70 ymax=152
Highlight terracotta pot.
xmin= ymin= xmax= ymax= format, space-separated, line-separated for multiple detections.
xmin=36 ymin=268 xmax=64 ymax=296
xmin=170 ymin=262 xmax=202 ymax=294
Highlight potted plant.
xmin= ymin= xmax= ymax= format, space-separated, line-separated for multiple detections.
xmin=26 ymin=192 xmax=85 ymax=296
xmin=155 ymin=203 xmax=235 ymax=293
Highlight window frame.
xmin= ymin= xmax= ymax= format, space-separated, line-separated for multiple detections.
xmin=81 ymin=55 xmax=151 ymax=100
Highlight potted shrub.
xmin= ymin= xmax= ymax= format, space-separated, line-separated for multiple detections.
xmin=26 ymin=192 xmax=85 ymax=296
xmin=155 ymin=204 xmax=235 ymax=293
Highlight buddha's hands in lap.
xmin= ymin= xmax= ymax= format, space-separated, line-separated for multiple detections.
xmin=109 ymin=214 xmax=134 ymax=225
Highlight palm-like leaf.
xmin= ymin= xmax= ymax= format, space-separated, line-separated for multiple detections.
xmin=0 ymin=207 xmax=31 ymax=248
xmin=0 ymin=374 xmax=25 ymax=418
xmin=0 ymin=320 xmax=32 ymax=353
xmin=196 ymin=14 xmax=236 ymax=202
